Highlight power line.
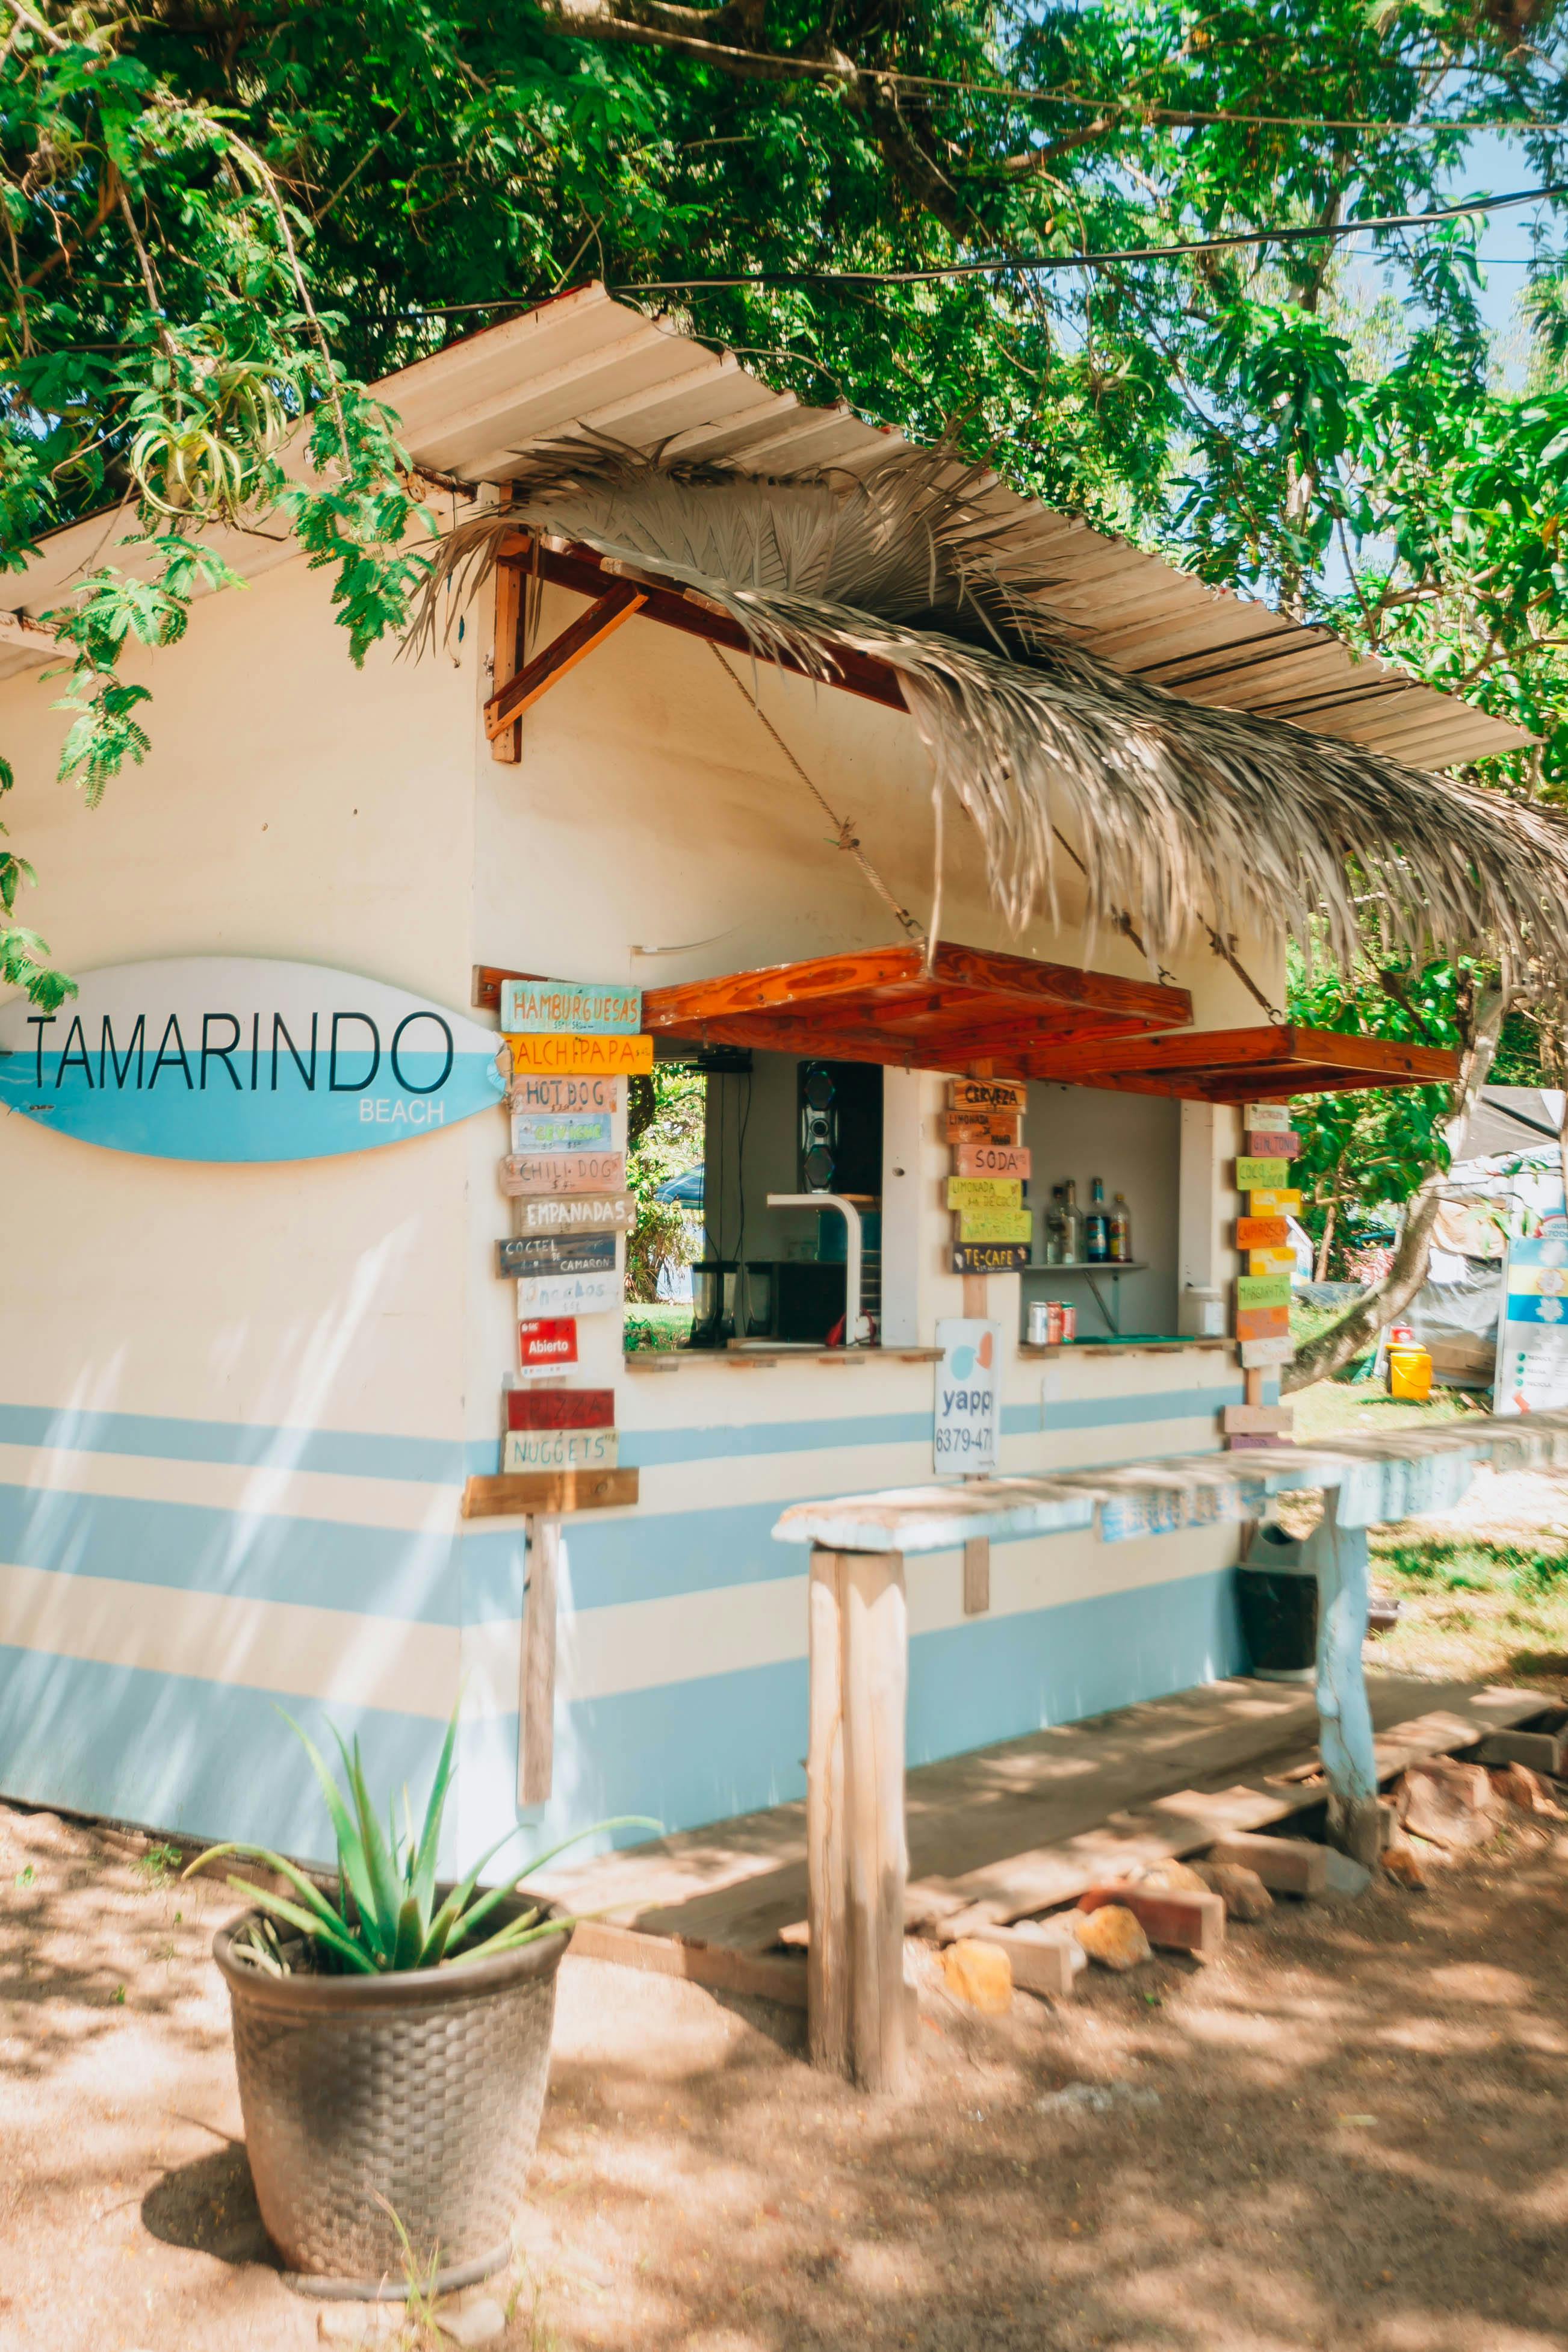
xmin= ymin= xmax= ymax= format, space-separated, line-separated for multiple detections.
xmin=608 ymin=181 xmax=1568 ymax=292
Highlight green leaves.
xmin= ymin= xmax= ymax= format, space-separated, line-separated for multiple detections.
xmin=182 ymin=1704 xmax=662 ymax=1976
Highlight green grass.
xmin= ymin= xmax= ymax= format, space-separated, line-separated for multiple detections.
xmin=623 ymin=1302 xmax=694 ymax=1351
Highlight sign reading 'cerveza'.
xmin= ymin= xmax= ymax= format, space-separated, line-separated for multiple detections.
xmin=0 ymin=958 xmax=505 ymax=1162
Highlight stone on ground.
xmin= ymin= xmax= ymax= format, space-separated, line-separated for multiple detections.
xmin=317 ymin=2303 xmax=401 ymax=2342
xmin=1135 ymin=1858 xmax=1210 ymax=1895
xmin=438 ymin=2295 xmax=509 ymax=2346
xmin=1489 ymin=1760 xmax=1563 ymax=1816
xmin=1381 ymin=1840 xmax=1428 ymax=1889
xmin=1398 ymin=1759 xmax=1501 ymax=1849
xmin=940 ymin=1937 xmax=1014 ymax=2014
xmin=1193 ymin=1862 xmax=1273 ymax=1922
xmin=1072 ymin=1904 xmax=1151 ymax=1971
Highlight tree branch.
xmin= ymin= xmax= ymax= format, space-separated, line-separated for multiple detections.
xmin=1283 ymin=990 xmax=1505 ymax=1394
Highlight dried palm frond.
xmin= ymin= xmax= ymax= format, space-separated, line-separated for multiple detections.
xmin=410 ymin=438 xmax=1568 ymax=981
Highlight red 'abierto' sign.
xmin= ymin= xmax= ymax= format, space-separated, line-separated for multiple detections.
xmin=518 ymin=1317 xmax=577 ymax=1370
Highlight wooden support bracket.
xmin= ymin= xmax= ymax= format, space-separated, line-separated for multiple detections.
xmin=484 ymin=582 xmax=645 ymax=743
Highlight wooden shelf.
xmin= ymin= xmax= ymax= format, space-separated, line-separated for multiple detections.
xmin=1024 ymin=1259 xmax=1148 ymax=1276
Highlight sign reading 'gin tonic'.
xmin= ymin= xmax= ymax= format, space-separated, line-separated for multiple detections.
xmin=0 ymin=958 xmax=505 ymax=1162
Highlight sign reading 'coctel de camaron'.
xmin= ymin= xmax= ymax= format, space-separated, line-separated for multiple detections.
xmin=0 ymin=958 xmax=506 ymax=1163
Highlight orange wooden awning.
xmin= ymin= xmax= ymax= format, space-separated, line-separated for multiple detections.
xmin=1023 ymin=1023 xmax=1460 ymax=1102
xmin=640 ymin=942 xmax=1192 ymax=1075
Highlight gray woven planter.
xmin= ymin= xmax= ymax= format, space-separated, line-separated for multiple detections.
xmin=215 ymin=1912 xmax=566 ymax=2299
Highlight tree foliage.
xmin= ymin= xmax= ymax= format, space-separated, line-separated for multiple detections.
xmin=3 ymin=0 xmax=1568 ymax=1005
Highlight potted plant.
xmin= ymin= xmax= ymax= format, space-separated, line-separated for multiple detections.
xmin=187 ymin=1711 xmax=652 ymax=2301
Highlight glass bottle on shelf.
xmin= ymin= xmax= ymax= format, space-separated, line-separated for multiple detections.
xmin=1060 ymin=1178 xmax=1085 ymax=1265
xmin=1043 ymin=1185 xmax=1067 ymax=1265
xmin=1109 ymin=1191 xmax=1132 ymax=1263
xmin=1086 ymin=1177 xmax=1109 ymax=1263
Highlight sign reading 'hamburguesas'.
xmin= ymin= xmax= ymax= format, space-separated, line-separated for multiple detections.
xmin=0 ymin=957 xmax=506 ymax=1162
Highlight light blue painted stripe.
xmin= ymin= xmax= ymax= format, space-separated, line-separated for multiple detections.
xmin=618 ymin=1383 xmax=1240 ymax=1467
xmin=0 ymin=1565 xmax=1247 ymax=1861
xmin=0 ymin=1646 xmax=451 ymax=1866
xmin=0 ymin=1400 xmax=468 ymax=1485
xmin=0 ymin=1483 xmax=464 ymax=1624
xmin=418 ymin=1566 xmax=1249 ymax=1858
xmin=0 ymin=1380 xmax=1236 ymax=1489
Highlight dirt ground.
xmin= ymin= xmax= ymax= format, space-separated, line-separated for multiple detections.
xmin=8 ymin=1420 xmax=1568 ymax=2352
xmin=4 ymin=1789 xmax=1568 ymax=2352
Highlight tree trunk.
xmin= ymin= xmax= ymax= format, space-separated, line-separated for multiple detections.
xmin=1284 ymin=992 xmax=1504 ymax=1395
xmin=1315 ymin=1191 xmax=1337 ymax=1283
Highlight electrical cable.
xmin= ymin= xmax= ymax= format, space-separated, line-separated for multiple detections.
xmin=612 ymin=180 xmax=1568 ymax=291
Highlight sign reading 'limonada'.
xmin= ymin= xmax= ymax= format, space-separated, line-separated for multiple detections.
xmin=0 ymin=958 xmax=506 ymax=1162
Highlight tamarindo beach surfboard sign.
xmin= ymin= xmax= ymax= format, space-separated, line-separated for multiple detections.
xmin=0 ymin=958 xmax=507 ymax=1162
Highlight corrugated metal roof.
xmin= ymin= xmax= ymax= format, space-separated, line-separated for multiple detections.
xmin=0 ymin=279 xmax=1533 ymax=766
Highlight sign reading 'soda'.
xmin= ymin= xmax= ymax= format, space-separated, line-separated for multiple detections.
xmin=0 ymin=958 xmax=505 ymax=1162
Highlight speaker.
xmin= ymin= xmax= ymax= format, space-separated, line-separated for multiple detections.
xmin=797 ymin=1060 xmax=882 ymax=1195
xmin=799 ymin=1061 xmax=838 ymax=1191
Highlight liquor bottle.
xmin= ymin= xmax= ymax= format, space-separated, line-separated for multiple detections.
xmin=1109 ymin=1191 xmax=1132 ymax=1263
xmin=1061 ymin=1179 xmax=1085 ymax=1264
xmin=1044 ymin=1185 xmax=1067 ymax=1265
xmin=1086 ymin=1177 xmax=1109 ymax=1263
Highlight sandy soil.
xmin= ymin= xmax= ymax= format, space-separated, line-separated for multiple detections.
xmin=4 ymin=1790 xmax=1568 ymax=2352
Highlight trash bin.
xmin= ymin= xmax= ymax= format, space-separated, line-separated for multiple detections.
xmin=1237 ymin=1523 xmax=1318 ymax=1683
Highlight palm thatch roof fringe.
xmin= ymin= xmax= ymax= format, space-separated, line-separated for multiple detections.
xmin=411 ymin=441 xmax=1568 ymax=981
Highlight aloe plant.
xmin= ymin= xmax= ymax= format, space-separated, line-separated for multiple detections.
xmin=185 ymin=1708 xmax=657 ymax=1976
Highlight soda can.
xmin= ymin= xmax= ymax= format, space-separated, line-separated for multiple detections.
xmin=1059 ymin=1302 xmax=1077 ymax=1342
xmin=1027 ymin=1299 xmax=1050 ymax=1346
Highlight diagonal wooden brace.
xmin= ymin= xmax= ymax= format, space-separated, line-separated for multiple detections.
xmin=485 ymin=581 xmax=645 ymax=743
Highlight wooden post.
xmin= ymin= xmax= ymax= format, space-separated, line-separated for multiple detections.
xmin=491 ymin=487 xmax=524 ymax=765
xmin=960 ymin=1064 xmax=994 ymax=1614
xmin=807 ymin=1548 xmax=849 ymax=2075
xmin=807 ymin=1547 xmax=908 ymax=2093
xmin=518 ymin=1515 xmax=559 ymax=1806
xmin=1303 ymin=1487 xmax=1381 ymax=1863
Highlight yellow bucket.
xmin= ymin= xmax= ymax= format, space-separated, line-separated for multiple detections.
xmin=1388 ymin=1341 xmax=1433 ymax=1403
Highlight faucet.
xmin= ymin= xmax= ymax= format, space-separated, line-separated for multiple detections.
xmin=767 ymin=1194 xmax=870 ymax=1347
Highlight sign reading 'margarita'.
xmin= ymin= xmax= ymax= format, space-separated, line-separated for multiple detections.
xmin=0 ymin=957 xmax=506 ymax=1162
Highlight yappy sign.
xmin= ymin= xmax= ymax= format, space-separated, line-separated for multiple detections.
xmin=0 ymin=958 xmax=505 ymax=1162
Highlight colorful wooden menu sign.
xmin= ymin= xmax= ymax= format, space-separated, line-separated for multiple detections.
xmin=500 ymin=978 xmax=642 ymax=1034
xmin=1236 ymin=1215 xmax=1288 ymax=1248
xmin=511 ymin=1190 xmax=636 ymax=1235
xmin=1246 ymin=1186 xmax=1301 ymax=1217
xmin=504 ymin=1427 xmax=619 ymax=1472
xmin=943 ymin=1112 xmax=1023 ymax=1145
xmin=509 ymin=1073 xmax=624 ymax=1115
xmin=955 ymin=1206 xmax=1033 ymax=1245
xmin=1236 ymin=1156 xmax=1290 ymax=1191
xmin=506 ymin=1032 xmax=653 ymax=1076
xmin=518 ymin=1268 xmax=619 ymax=1315
xmin=506 ymin=1388 xmax=615 ymax=1430
xmin=518 ymin=1317 xmax=578 ymax=1371
xmin=498 ymin=1233 xmax=617 ymax=1279
xmin=947 ymin=1176 xmax=1023 ymax=1210
xmin=1246 ymin=1129 xmax=1301 ymax=1158
xmin=510 ymin=1111 xmax=613 ymax=1154
xmin=949 ymin=1078 xmax=1026 ymax=1112
xmin=1237 ymin=1273 xmax=1292 ymax=1309
xmin=503 ymin=1149 xmax=627 ymax=1196
xmin=952 ymin=1242 xmax=1030 ymax=1274
xmin=1239 ymin=1333 xmax=1294 ymax=1368
xmin=952 ymin=1142 xmax=1031 ymax=1180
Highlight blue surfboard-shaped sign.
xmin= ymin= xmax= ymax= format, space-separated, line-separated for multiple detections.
xmin=0 ymin=957 xmax=506 ymax=1163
